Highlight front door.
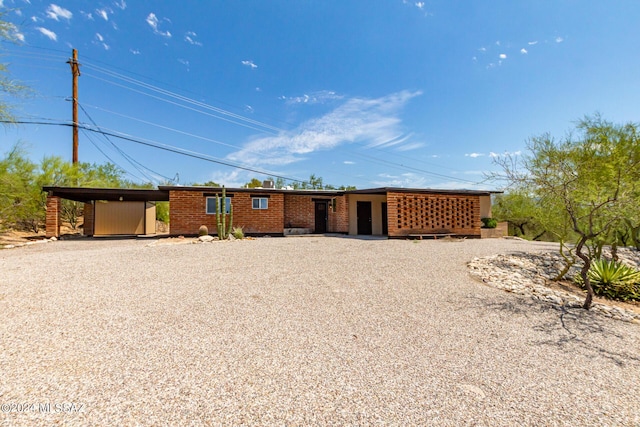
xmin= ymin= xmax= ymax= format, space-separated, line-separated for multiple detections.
xmin=357 ymin=201 xmax=373 ymax=235
xmin=314 ymin=201 xmax=328 ymax=233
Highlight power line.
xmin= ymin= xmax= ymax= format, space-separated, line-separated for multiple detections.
xmin=79 ymin=128 xmax=151 ymax=183
xmin=82 ymin=62 xmax=285 ymax=134
xmin=79 ymin=103 xmax=177 ymax=184
xmin=81 ymin=102 xmax=245 ymax=152
xmin=2 ymin=119 xmax=306 ymax=183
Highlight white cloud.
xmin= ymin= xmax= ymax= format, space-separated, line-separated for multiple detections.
xmin=478 ymin=47 xmax=487 ymax=52
xmin=415 ymin=2 xmax=425 ymax=9
xmin=205 ymin=170 xmax=247 ymax=188
xmin=46 ymin=4 xmax=72 ymax=21
xmin=520 ymin=48 xmax=528 ymax=54
xmin=94 ymin=33 xmax=109 ymax=50
xmin=499 ymin=53 xmax=507 ymax=59
xmin=184 ymin=31 xmax=202 ymax=46
xmin=343 ymin=161 xmax=355 ymax=165
xmin=241 ymin=60 xmax=258 ymax=69
xmin=528 ymin=41 xmax=538 ymax=45
xmin=227 ymin=90 xmax=422 ymax=166
xmin=396 ymin=142 xmax=424 ymax=151
xmin=555 ymin=36 xmax=564 ymax=43
xmin=81 ymin=11 xmax=93 ymax=20
xmin=178 ymin=58 xmax=190 ymax=67
xmin=4 ymin=22 xmax=25 ymax=42
xmin=373 ymin=172 xmax=429 ymax=188
xmin=36 ymin=27 xmax=57 ymax=41
xmin=255 ymin=87 xmax=262 ymax=92
xmin=489 ymin=150 xmax=522 ymax=158
xmin=244 ymin=105 xmax=254 ymax=113
xmin=283 ymin=90 xmax=343 ymax=105
xmin=130 ymin=48 xmax=140 ymax=55
xmin=114 ymin=0 xmax=126 ymax=10
xmin=96 ymin=8 xmax=109 ymax=21
xmin=465 ymin=153 xmax=484 ymax=158
xmin=146 ymin=13 xmax=171 ymax=38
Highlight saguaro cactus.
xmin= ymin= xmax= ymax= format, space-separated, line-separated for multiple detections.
xmin=215 ymin=186 xmax=233 ymax=239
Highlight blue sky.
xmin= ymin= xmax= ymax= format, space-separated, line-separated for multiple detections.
xmin=2 ymin=1 xmax=640 ymax=189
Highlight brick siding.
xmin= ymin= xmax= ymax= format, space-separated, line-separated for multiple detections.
xmin=83 ymin=202 xmax=94 ymax=236
xmin=284 ymin=194 xmax=349 ymax=233
xmin=169 ymin=190 xmax=284 ymax=236
xmin=45 ymin=196 xmax=61 ymax=238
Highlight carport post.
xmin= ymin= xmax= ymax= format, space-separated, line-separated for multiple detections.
xmin=45 ymin=195 xmax=62 ymax=238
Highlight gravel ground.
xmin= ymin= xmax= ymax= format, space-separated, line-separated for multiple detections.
xmin=1 ymin=236 xmax=639 ymax=426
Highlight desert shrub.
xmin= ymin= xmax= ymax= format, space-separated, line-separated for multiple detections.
xmin=156 ymin=202 xmax=169 ymax=223
xmin=481 ymin=217 xmax=498 ymax=229
xmin=574 ymin=259 xmax=640 ymax=301
xmin=198 ymin=225 xmax=208 ymax=236
xmin=232 ymin=226 xmax=244 ymax=240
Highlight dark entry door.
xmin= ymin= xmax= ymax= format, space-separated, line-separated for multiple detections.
xmin=314 ymin=201 xmax=328 ymax=233
xmin=357 ymin=201 xmax=373 ymax=235
xmin=381 ymin=202 xmax=388 ymax=235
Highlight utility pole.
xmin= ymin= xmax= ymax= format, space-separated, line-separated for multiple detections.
xmin=67 ymin=49 xmax=81 ymax=164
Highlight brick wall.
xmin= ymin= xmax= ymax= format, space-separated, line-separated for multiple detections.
xmin=387 ymin=192 xmax=481 ymax=238
xmin=169 ymin=190 xmax=284 ymax=236
xmin=284 ymin=194 xmax=314 ymax=229
xmin=329 ymin=194 xmax=349 ymax=233
xmin=45 ymin=196 xmax=61 ymax=238
xmin=284 ymin=194 xmax=348 ymax=233
xmin=83 ymin=202 xmax=94 ymax=236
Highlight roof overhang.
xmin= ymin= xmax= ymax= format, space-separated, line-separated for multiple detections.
xmin=42 ymin=186 xmax=170 ymax=203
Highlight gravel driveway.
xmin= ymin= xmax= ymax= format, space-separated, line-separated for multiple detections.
xmin=1 ymin=236 xmax=639 ymax=426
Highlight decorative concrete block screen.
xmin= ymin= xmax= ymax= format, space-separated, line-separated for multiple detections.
xmin=391 ymin=193 xmax=481 ymax=237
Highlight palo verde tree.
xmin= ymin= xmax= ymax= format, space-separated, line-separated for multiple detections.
xmin=493 ymin=115 xmax=640 ymax=309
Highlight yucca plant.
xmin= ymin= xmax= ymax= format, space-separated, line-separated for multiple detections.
xmin=575 ymin=259 xmax=640 ymax=301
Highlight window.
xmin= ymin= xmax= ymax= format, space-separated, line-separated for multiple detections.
xmin=252 ymin=197 xmax=268 ymax=210
xmin=206 ymin=197 xmax=231 ymax=214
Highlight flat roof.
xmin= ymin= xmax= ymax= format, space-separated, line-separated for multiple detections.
xmin=159 ymin=185 xmax=497 ymax=196
xmin=43 ymin=186 xmax=170 ymax=203
xmin=43 ymin=185 xmax=499 ymax=203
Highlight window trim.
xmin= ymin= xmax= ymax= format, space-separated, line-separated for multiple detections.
xmin=206 ymin=196 xmax=232 ymax=214
xmin=252 ymin=197 xmax=269 ymax=210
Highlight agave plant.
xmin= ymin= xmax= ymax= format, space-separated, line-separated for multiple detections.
xmin=575 ymin=259 xmax=640 ymax=301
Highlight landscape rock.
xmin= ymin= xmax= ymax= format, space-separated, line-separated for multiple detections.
xmin=468 ymin=248 xmax=640 ymax=323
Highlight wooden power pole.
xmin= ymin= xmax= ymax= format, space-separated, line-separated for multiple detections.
xmin=67 ymin=49 xmax=81 ymax=164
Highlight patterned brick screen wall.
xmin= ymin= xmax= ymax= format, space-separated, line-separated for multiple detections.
xmin=387 ymin=192 xmax=481 ymax=237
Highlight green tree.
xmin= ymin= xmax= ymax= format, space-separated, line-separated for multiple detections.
xmin=493 ymin=115 xmax=640 ymax=309
xmin=0 ymin=144 xmax=40 ymax=231
xmin=244 ymin=178 xmax=263 ymax=188
xmin=0 ymin=11 xmax=29 ymax=123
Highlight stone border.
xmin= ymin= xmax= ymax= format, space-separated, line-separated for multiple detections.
xmin=468 ymin=250 xmax=640 ymax=323
xmin=1 ymin=237 xmax=57 ymax=250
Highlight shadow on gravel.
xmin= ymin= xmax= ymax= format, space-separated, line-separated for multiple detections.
xmin=467 ymin=295 xmax=640 ymax=368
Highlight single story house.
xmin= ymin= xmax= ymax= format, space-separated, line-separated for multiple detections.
xmin=43 ymin=185 xmax=498 ymax=238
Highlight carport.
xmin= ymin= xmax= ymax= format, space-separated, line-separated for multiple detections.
xmin=43 ymin=186 xmax=170 ymax=238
